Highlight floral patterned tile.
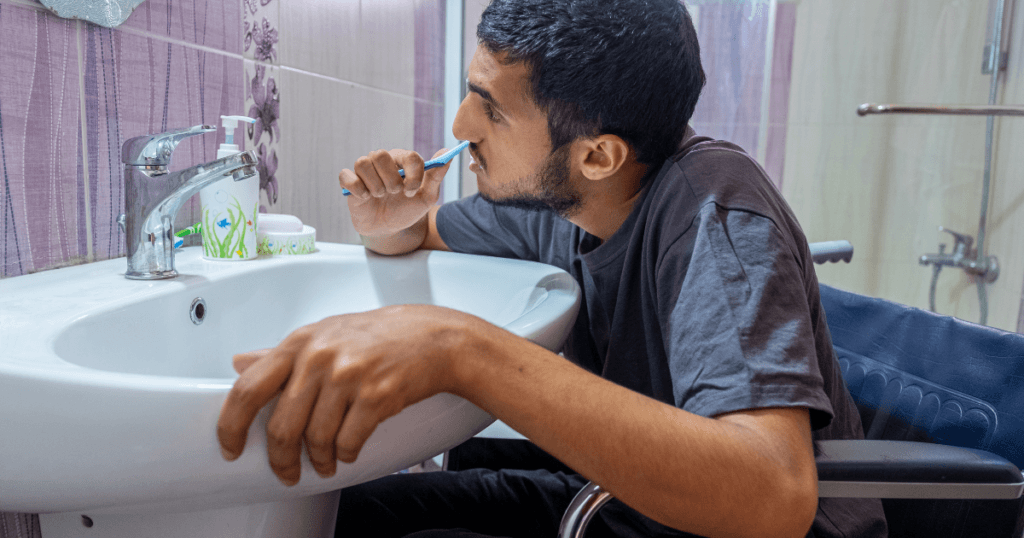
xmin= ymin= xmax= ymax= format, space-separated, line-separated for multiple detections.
xmin=243 ymin=0 xmax=278 ymax=63
xmin=244 ymin=59 xmax=280 ymax=209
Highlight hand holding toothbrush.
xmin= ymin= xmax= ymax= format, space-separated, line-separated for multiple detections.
xmin=339 ymin=142 xmax=467 ymax=243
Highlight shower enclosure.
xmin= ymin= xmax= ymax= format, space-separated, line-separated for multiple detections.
xmin=691 ymin=0 xmax=1024 ymax=332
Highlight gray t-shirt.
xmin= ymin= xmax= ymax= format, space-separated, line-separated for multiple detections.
xmin=436 ymin=128 xmax=887 ymax=538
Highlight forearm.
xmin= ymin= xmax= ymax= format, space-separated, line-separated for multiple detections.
xmin=448 ymin=325 xmax=818 ymax=538
xmin=360 ymin=214 xmax=428 ymax=255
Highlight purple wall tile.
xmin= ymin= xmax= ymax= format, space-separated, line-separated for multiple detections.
xmin=82 ymin=24 xmax=243 ymax=262
xmin=123 ymin=0 xmax=242 ymax=55
xmin=691 ymin=2 xmax=769 ymax=157
xmin=0 ymin=4 xmax=84 ymax=278
xmin=0 ymin=513 xmax=40 ymax=538
xmin=413 ymin=0 xmax=446 ymax=169
xmin=764 ymin=2 xmax=796 ymax=188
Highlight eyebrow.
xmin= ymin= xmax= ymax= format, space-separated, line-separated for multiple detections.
xmin=467 ymin=81 xmax=506 ymax=115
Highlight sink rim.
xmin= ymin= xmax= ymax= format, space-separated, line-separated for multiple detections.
xmin=0 ymin=243 xmax=580 ymax=391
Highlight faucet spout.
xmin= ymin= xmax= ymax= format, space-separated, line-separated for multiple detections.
xmin=122 ymin=127 xmax=258 ymax=280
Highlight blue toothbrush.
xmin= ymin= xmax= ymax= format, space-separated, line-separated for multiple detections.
xmin=342 ymin=140 xmax=470 ymax=196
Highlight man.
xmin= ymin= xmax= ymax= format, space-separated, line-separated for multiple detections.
xmin=217 ymin=1 xmax=887 ymax=536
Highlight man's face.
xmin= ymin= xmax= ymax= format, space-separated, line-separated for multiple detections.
xmin=452 ymin=46 xmax=583 ymax=217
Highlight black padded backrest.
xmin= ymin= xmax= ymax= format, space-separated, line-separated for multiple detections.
xmin=836 ymin=350 xmax=998 ymax=449
xmin=819 ymin=285 xmax=1024 ymax=466
xmin=819 ymin=285 xmax=1024 ymax=538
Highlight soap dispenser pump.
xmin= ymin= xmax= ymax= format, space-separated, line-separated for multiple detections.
xmin=217 ymin=115 xmax=255 ymax=158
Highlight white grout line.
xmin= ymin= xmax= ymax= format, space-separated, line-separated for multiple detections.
xmin=1 ymin=0 xmax=46 ymax=11
xmin=278 ymin=64 xmax=443 ymax=107
xmin=755 ymin=0 xmax=778 ymax=167
xmin=1 ymin=0 xmax=443 ymax=108
xmin=442 ymin=0 xmax=464 ymax=203
xmin=76 ymin=19 xmax=93 ymax=261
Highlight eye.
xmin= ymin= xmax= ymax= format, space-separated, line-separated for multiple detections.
xmin=482 ymin=101 xmax=500 ymax=123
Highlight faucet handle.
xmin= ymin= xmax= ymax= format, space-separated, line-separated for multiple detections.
xmin=937 ymin=226 xmax=974 ymax=251
xmin=121 ymin=124 xmax=216 ymax=167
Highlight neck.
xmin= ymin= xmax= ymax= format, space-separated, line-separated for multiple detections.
xmin=567 ymin=159 xmax=650 ymax=242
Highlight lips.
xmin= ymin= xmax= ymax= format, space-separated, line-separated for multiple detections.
xmin=468 ymin=148 xmax=485 ymax=175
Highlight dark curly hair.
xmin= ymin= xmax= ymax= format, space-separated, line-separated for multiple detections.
xmin=477 ymin=0 xmax=705 ymax=168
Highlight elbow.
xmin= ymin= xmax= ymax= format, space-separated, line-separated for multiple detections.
xmin=760 ymin=471 xmax=818 ymax=538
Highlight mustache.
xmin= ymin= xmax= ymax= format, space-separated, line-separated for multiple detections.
xmin=469 ymin=143 xmax=486 ymax=170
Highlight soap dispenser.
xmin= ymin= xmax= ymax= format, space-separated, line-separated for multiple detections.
xmin=198 ymin=115 xmax=260 ymax=260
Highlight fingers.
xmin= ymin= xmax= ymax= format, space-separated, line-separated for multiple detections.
xmin=217 ymin=347 xmax=297 ymax=462
xmin=421 ymin=148 xmax=454 ymax=203
xmin=304 ymin=382 xmax=352 ymax=478
xmin=335 ymin=395 xmax=385 ymax=464
xmin=339 ymin=168 xmax=370 ymax=200
xmin=265 ymin=358 xmax=325 ymax=486
xmin=233 ymin=348 xmax=271 ymax=374
xmin=335 ymin=380 xmax=404 ymax=464
xmin=340 ymin=149 xmax=432 ymax=201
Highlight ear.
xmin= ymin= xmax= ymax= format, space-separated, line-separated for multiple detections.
xmin=575 ymin=134 xmax=633 ymax=181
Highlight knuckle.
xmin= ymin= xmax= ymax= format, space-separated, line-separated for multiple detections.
xmin=305 ymin=429 xmax=335 ymax=453
xmin=335 ymin=441 xmax=359 ymax=462
xmin=216 ymin=420 xmax=243 ymax=443
xmin=329 ymin=363 xmax=360 ymax=386
xmin=267 ymin=422 xmax=300 ymax=448
xmin=230 ymin=379 xmax=261 ymax=409
xmin=406 ymin=152 xmax=425 ymax=167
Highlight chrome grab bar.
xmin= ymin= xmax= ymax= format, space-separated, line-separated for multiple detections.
xmin=857 ymin=103 xmax=1024 ymax=117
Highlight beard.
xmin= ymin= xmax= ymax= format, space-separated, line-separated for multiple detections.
xmin=478 ymin=144 xmax=583 ymax=219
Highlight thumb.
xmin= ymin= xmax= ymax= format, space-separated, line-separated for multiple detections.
xmin=233 ymin=348 xmax=272 ymax=374
xmin=423 ymin=148 xmax=455 ymax=200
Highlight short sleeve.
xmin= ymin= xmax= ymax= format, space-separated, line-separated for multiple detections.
xmin=436 ymin=194 xmax=574 ymax=268
xmin=659 ymin=204 xmax=834 ymax=429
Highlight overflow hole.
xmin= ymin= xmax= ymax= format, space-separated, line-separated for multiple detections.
xmin=190 ymin=298 xmax=207 ymax=325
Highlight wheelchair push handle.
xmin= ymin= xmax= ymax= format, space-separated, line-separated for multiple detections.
xmin=809 ymin=240 xmax=853 ymax=264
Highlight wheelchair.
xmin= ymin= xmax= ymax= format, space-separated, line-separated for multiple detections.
xmin=558 ymin=241 xmax=1024 ymax=538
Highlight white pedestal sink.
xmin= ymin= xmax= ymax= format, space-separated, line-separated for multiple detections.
xmin=0 ymin=244 xmax=580 ymax=538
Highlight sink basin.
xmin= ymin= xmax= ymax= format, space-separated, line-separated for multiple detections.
xmin=0 ymin=244 xmax=580 ymax=529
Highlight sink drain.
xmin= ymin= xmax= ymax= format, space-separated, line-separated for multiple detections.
xmin=190 ymin=298 xmax=207 ymax=325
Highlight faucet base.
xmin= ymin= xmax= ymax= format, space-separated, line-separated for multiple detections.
xmin=125 ymin=269 xmax=179 ymax=280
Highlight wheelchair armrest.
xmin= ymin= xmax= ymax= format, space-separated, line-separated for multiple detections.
xmin=808 ymin=240 xmax=853 ymax=264
xmin=816 ymin=440 xmax=1024 ymax=499
xmin=559 ymin=440 xmax=1024 ymax=538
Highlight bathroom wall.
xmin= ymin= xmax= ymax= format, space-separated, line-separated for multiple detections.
xmin=0 ymin=0 xmax=243 ymax=278
xmin=0 ymin=0 xmax=446 ymax=279
xmin=780 ymin=0 xmax=1024 ymax=333
xmin=0 ymin=0 xmax=446 ymax=533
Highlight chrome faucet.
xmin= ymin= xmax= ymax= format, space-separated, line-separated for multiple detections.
xmin=918 ymin=226 xmax=999 ymax=281
xmin=119 ymin=125 xmax=258 ymax=280
xmin=919 ymin=226 xmax=999 ymax=313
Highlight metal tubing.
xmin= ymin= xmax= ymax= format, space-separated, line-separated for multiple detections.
xmin=976 ymin=0 xmax=1007 ymax=326
xmin=557 ymin=482 xmax=613 ymax=538
xmin=856 ymin=103 xmax=1024 ymax=116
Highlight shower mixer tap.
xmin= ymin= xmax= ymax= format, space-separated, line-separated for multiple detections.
xmin=919 ymin=226 xmax=999 ymax=283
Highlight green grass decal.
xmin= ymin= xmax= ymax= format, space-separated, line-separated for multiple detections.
xmin=202 ymin=199 xmax=255 ymax=259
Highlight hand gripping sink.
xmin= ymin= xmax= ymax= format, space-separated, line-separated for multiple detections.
xmin=0 ymin=244 xmax=581 ymax=538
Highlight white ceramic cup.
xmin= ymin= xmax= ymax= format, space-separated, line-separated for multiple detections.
xmin=198 ymin=175 xmax=259 ymax=260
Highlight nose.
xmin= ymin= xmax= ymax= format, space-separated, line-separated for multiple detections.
xmin=451 ymin=93 xmax=478 ymax=144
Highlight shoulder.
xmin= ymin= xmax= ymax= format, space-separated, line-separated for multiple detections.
xmin=642 ymin=133 xmax=809 ymax=278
